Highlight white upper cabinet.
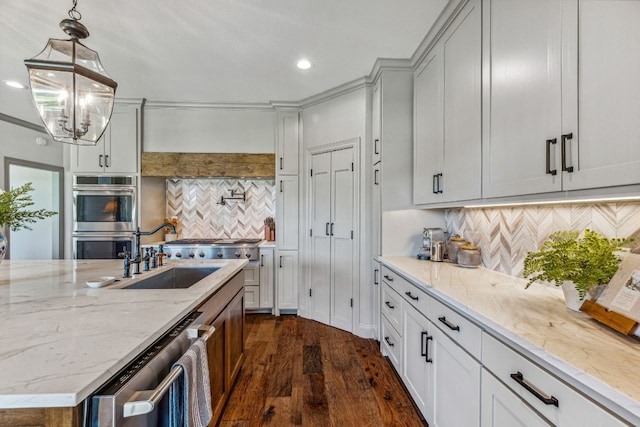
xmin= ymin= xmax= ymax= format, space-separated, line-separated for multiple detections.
xmin=483 ymin=0 xmax=640 ymax=198
xmin=276 ymin=175 xmax=299 ymax=250
xmin=563 ymin=0 xmax=640 ymax=190
xmin=276 ymin=111 xmax=300 ymax=175
xmin=71 ymin=105 xmax=139 ymax=174
xmin=414 ymin=0 xmax=481 ymax=205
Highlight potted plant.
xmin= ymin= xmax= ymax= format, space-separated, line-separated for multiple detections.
xmin=0 ymin=182 xmax=57 ymax=261
xmin=523 ymin=229 xmax=631 ymax=311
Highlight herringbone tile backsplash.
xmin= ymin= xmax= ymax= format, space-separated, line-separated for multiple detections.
xmin=445 ymin=203 xmax=640 ymax=277
xmin=166 ymin=179 xmax=276 ymax=238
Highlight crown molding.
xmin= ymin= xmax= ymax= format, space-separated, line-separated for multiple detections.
xmin=144 ymin=100 xmax=276 ymax=112
xmin=298 ymin=77 xmax=370 ymax=109
xmin=369 ymin=58 xmax=414 ymax=84
xmin=0 ymin=113 xmax=46 ymax=134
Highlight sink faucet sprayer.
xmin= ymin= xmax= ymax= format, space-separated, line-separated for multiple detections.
xmin=120 ymin=222 xmax=176 ymax=276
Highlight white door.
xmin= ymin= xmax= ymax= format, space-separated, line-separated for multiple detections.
xmin=310 ymin=152 xmax=332 ymax=324
xmin=482 ymin=0 xmax=564 ymax=197
xmin=309 ymin=147 xmax=355 ymax=332
xmin=7 ymin=161 xmax=63 ymax=260
xmin=276 ymin=176 xmax=299 ymax=250
xmin=430 ymin=324 xmax=481 ymax=427
xmin=277 ymin=250 xmax=298 ymax=310
xmin=440 ymin=0 xmax=481 ymax=202
xmin=402 ymin=303 xmax=432 ymax=418
xmin=413 ymin=48 xmax=443 ymax=205
xmin=562 ymin=0 xmax=640 ymax=190
xmin=107 ymin=109 xmax=138 ymax=173
xmin=330 ymin=148 xmax=354 ymax=331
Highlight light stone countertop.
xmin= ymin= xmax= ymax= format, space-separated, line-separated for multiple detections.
xmin=380 ymin=256 xmax=640 ymax=425
xmin=0 ymin=258 xmax=247 ymax=409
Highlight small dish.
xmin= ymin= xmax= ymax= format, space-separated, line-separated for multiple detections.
xmin=86 ymin=276 xmax=117 ymax=288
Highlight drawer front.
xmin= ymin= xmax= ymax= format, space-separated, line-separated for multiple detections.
xmin=482 ymin=333 xmax=629 ymax=426
xmin=381 ymin=282 xmax=403 ymax=335
xmin=244 ymin=285 xmax=260 ymax=309
xmin=381 ymin=265 xmax=429 ymax=315
xmin=381 ymin=316 xmax=403 ymax=373
xmin=430 ymin=297 xmax=482 ymax=360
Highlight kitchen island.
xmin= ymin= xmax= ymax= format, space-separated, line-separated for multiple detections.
xmin=380 ymin=256 xmax=640 ymax=426
xmin=0 ymin=259 xmax=247 ymax=422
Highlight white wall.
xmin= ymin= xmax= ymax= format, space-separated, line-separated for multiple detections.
xmin=0 ymin=121 xmax=64 ymax=189
xmin=143 ymin=106 xmax=276 ymax=153
xmin=301 ymin=87 xmax=372 ymax=337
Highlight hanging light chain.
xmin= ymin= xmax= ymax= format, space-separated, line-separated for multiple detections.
xmin=68 ymin=0 xmax=82 ymax=21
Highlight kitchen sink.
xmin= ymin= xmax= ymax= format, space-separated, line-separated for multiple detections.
xmin=122 ymin=266 xmax=220 ymax=290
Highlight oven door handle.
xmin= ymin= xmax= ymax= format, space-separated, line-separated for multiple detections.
xmin=122 ymin=325 xmax=215 ymax=418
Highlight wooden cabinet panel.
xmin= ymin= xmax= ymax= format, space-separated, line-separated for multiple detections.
xmin=208 ymin=312 xmax=227 ymax=423
xmin=226 ymin=289 xmax=245 ymax=389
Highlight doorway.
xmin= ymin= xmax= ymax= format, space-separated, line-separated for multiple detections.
xmin=4 ymin=157 xmax=64 ymax=259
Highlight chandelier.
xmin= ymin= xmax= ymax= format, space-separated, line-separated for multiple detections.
xmin=24 ymin=0 xmax=117 ymax=145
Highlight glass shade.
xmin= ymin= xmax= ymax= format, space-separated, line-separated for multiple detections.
xmin=25 ymin=38 xmax=117 ymax=145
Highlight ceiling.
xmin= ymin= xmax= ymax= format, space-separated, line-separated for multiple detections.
xmin=0 ymin=0 xmax=448 ymax=124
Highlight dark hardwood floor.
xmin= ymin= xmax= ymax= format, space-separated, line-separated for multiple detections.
xmin=219 ymin=314 xmax=426 ymax=427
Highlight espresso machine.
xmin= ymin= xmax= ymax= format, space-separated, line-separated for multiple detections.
xmin=418 ymin=227 xmax=446 ymax=260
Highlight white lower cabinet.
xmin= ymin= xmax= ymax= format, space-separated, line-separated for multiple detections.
xmin=482 ymin=332 xmax=629 ymax=427
xmin=276 ymin=250 xmax=298 ymax=311
xmin=482 ymin=368 xmax=552 ymax=427
xmin=259 ymin=247 xmax=274 ymax=309
xmin=244 ymin=286 xmax=260 ymax=309
xmin=381 ymin=315 xmax=402 ymax=373
xmin=402 ymin=302 xmax=432 ymax=417
xmin=429 ymin=323 xmax=480 ymax=427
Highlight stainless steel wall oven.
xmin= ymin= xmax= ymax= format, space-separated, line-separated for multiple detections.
xmin=73 ymin=234 xmax=134 ymax=260
xmin=73 ymin=175 xmax=137 ymax=233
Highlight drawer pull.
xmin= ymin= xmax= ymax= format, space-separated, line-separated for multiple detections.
xmin=438 ymin=316 xmax=460 ymax=331
xmin=384 ymin=301 xmax=395 ymax=310
xmin=383 ymin=275 xmax=393 ymax=282
xmin=405 ymin=291 xmax=419 ymax=301
xmin=384 ymin=336 xmax=395 ymax=347
xmin=510 ymin=371 xmax=559 ymax=407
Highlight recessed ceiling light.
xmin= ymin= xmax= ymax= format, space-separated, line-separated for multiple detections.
xmin=296 ymin=59 xmax=312 ymax=70
xmin=4 ymin=80 xmax=27 ymax=89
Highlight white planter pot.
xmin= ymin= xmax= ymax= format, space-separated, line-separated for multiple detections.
xmin=560 ymin=281 xmax=584 ymax=312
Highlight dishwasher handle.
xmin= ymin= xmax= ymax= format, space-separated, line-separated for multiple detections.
xmin=122 ymin=324 xmax=215 ymax=418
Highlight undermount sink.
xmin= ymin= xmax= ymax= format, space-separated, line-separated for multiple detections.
xmin=122 ymin=266 xmax=220 ymax=290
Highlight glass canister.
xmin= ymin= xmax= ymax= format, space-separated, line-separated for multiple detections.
xmin=447 ymin=234 xmax=468 ymax=264
xmin=457 ymin=244 xmax=481 ymax=268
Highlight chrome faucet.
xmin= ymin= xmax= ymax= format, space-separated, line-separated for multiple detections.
xmin=131 ymin=223 xmax=177 ymax=275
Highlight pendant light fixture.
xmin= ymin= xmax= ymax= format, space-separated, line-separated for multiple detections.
xmin=24 ymin=0 xmax=117 ymax=145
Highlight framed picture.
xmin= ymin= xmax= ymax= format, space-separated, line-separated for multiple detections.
xmin=597 ymin=253 xmax=640 ymax=323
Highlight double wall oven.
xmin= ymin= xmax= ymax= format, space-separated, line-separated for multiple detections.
xmin=72 ymin=175 xmax=137 ymax=259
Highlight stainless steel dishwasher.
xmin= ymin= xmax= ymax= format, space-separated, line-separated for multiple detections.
xmin=85 ymin=310 xmax=214 ymax=426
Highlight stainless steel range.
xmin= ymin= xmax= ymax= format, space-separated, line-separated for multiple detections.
xmin=157 ymin=238 xmax=262 ymax=261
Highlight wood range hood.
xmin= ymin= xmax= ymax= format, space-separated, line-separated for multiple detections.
xmin=141 ymin=152 xmax=275 ymax=178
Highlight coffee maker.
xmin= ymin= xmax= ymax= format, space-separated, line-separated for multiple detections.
xmin=419 ymin=227 xmax=446 ymax=260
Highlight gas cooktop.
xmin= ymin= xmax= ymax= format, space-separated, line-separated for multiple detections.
xmin=164 ymin=238 xmax=262 ymax=246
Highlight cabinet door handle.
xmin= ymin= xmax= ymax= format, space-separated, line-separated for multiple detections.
xmin=384 ymin=336 xmax=395 ymax=347
xmin=545 ymin=138 xmax=557 ymax=175
xmin=280 ymin=180 xmax=283 ymax=193
xmin=432 ymin=174 xmax=438 ymax=194
xmin=438 ymin=316 xmax=460 ymax=331
xmin=374 ymin=138 xmax=380 ymax=155
xmin=405 ymin=291 xmax=419 ymax=301
xmin=437 ymin=173 xmax=443 ymax=193
xmin=260 ymin=254 xmax=264 ymax=267
xmin=279 ymin=157 xmax=283 ymax=170
xmin=99 ymin=154 xmax=103 ymax=168
xmin=383 ymin=275 xmax=393 ymax=282
xmin=105 ymin=154 xmax=110 ymax=168
xmin=374 ymin=169 xmax=379 ymax=185
xmin=424 ymin=333 xmax=433 ymax=363
xmin=384 ymin=301 xmax=395 ymax=310
xmin=510 ymin=371 xmax=559 ymax=407
xmin=330 ymin=222 xmax=334 ymax=236
xmin=561 ymin=133 xmax=574 ymax=173
xmin=279 ymin=256 xmax=283 ymax=268
xmin=374 ymin=268 xmax=379 ymax=285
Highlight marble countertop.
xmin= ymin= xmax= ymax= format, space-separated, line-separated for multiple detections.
xmin=379 ymin=256 xmax=640 ymax=424
xmin=0 ymin=258 xmax=247 ymax=409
